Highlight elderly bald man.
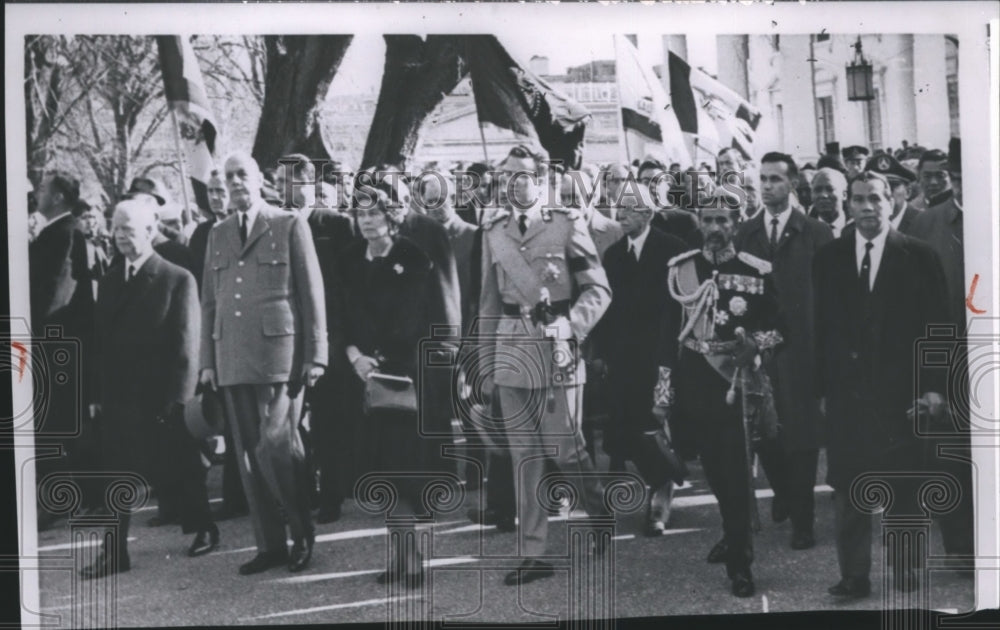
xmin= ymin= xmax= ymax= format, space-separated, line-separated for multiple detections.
xmin=808 ymin=168 xmax=850 ymax=238
xmin=81 ymin=200 xmax=214 ymax=579
xmin=590 ymin=186 xmax=689 ymax=534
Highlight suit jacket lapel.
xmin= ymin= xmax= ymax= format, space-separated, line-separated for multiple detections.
xmin=868 ymin=230 xmax=904 ymax=327
xmin=751 ymin=213 xmax=772 ymax=258
xmin=520 ymin=212 xmax=546 ymax=245
xmin=777 ymin=210 xmax=805 ymax=252
xmin=111 ymin=254 xmax=160 ymax=320
xmin=242 ymin=209 xmax=271 ymax=256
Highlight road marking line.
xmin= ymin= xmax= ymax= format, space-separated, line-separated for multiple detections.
xmin=762 ymin=595 xmax=769 ymax=613
xmin=273 ymin=556 xmax=480 ymax=584
xmin=242 ymin=595 xmax=420 ymax=621
xmin=217 ymin=520 xmax=467 ymax=556
xmin=37 ymin=537 xmax=137 ymax=553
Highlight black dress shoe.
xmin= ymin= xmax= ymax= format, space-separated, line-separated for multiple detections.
xmin=238 ymin=550 xmax=289 ymax=576
xmin=707 ymin=538 xmax=728 ymax=564
xmin=828 ymin=577 xmax=871 ymax=600
xmin=790 ymin=527 xmax=815 ymax=550
xmin=503 ymin=559 xmax=555 ymax=586
xmin=288 ymin=536 xmax=314 ymax=573
xmin=731 ymin=572 xmax=755 ymax=598
xmin=644 ymin=520 xmax=667 ymax=537
xmin=467 ymin=507 xmax=515 ymax=532
xmin=316 ymin=504 xmax=342 ymax=524
xmin=771 ymin=494 xmax=789 ymax=524
xmin=79 ymin=551 xmax=131 ymax=580
xmin=187 ymin=524 xmax=220 ymax=557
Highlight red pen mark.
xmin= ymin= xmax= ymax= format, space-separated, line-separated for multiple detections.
xmin=966 ymin=274 xmax=986 ymax=314
xmin=11 ymin=342 xmax=28 ymax=382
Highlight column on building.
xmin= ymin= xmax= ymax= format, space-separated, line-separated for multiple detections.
xmin=912 ymin=35 xmax=951 ymax=151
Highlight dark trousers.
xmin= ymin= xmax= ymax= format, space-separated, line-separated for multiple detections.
xmin=223 ymin=384 xmax=313 ymax=553
xmin=149 ymin=416 xmax=213 ymax=534
xmin=677 ymin=353 xmax=753 ymax=576
xmin=834 ymin=488 xmax=872 ymax=580
xmin=757 ymin=443 xmax=819 ymax=530
xmin=309 ymin=370 xmax=353 ymax=510
xmin=221 ymin=417 xmax=248 ymax=513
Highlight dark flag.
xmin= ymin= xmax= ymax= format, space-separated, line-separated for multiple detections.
xmin=156 ymin=36 xmax=218 ymax=213
xmin=464 ymin=35 xmax=590 ymax=169
xmin=669 ymin=51 xmax=762 ymax=161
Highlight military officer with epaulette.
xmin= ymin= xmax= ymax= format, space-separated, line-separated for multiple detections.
xmin=478 ymin=145 xmax=612 ymax=586
xmin=667 ymin=194 xmax=784 ymax=597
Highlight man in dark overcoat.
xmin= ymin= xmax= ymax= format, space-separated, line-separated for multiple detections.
xmin=736 ymin=152 xmax=833 ymax=550
xmin=81 ymin=199 xmax=211 ymax=578
xmin=814 ymin=171 xmax=949 ymax=600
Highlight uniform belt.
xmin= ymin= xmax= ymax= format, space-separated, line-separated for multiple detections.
xmin=683 ymin=337 xmax=741 ymax=355
xmin=501 ymin=300 xmax=571 ymax=317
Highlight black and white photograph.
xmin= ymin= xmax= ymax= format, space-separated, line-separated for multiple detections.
xmin=5 ymin=2 xmax=999 ymax=628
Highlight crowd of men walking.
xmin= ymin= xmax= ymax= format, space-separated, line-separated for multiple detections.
xmin=28 ymin=135 xmax=971 ymax=600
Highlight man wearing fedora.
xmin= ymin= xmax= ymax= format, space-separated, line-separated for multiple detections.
xmin=81 ymin=199 xmax=216 ymax=579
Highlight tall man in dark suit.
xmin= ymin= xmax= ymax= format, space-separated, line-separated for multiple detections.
xmin=814 ymin=171 xmax=950 ymax=600
xmin=591 ymin=187 xmax=688 ymax=536
xmin=276 ymin=153 xmax=356 ymax=524
xmin=29 ymin=171 xmax=91 ymax=528
xmin=199 ymin=152 xmax=328 ymax=575
xmin=80 ymin=200 xmax=213 ymax=578
xmin=908 ymin=149 xmax=973 ymax=559
xmin=736 ymin=152 xmax=833 ymax=551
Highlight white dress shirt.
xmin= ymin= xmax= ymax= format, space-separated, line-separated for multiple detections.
xmin=124 ymin=248 xmax=154 ymax=281
xmin=237 ymin=203 xmax=261 ymax=238
xmin=854 ymin=227 xmax=890 ymax=291
xmin=626 ymin=224 xmax=651 ymax=261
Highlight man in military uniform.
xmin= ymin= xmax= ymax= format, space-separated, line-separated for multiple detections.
xmin=865 ymin=153 xmax=920 ymax=234
xmin=668 ymin=195 xmax=783 ymax=597
xmin=479 ymin=145 xmax=612 ymax=586
xmin=842 ymin=145 xmax=870 ymax=180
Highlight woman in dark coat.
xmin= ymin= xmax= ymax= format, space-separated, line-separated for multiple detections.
xmin=339 ymin=188 xmax=451 ymax=586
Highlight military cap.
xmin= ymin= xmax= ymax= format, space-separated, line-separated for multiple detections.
xmin=842 ymin=145 xmax=870 ymax=161
xmin=865 ymin=153 xmax=916 ymax=184
xmin=126 ymin=176 xmax=170 ymax=205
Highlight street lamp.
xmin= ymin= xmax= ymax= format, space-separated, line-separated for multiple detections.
xmin=846 ymin=36 xmax=875 ymax=101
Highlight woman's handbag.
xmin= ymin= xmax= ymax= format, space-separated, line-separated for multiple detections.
xmin=363 ymin=372 xmax=418 ymax=415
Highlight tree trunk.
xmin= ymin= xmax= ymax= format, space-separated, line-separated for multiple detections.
xmin=251 ymin=35 xmax=352 ymax=170
xmin=361 ymin=35 xmax=464 ymax=169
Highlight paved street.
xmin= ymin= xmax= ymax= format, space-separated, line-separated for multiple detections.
xmin=35 ymin=450 xmax=974 ymax=626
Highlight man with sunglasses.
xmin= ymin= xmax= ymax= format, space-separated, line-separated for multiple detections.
xmin=668 ymin=194 xmax=783 ymax=597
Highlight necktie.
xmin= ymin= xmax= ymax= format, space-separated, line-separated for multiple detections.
xmin=126 ymin=263 xmax=136 ymax=282
xmin=518 ymin=213 xmax=528 ymax=236
xmin=860 ymin=241 xmax=873 ymax=293
xmin=769 ymin=217 xmax=780 ymax=253
xmin=239 ymin=212 xmax=248 ymax=245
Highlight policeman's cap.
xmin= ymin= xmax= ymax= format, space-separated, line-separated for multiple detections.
xmin=865 ymin=153 xmax=916 ymax=185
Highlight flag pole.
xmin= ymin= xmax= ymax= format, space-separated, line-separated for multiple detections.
xmin=477 ymin=119 xmax=490 ymax=162
xmin=612 ymin=36 xmax=632 ymax=165
xmin=168 ymin=108 xmax=194 ymax=226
